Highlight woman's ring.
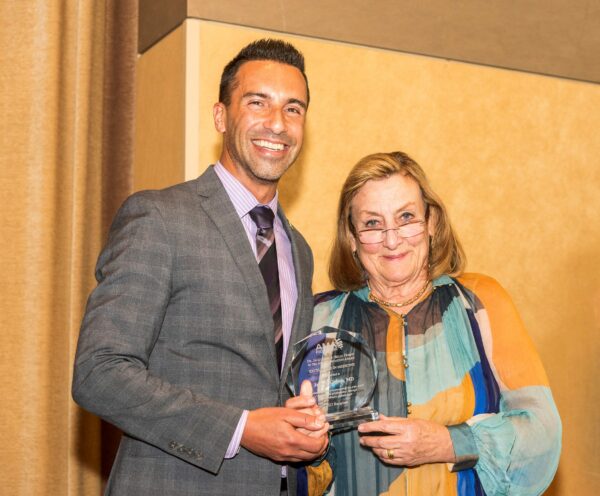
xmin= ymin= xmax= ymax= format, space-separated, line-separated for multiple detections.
xmin=386 ymin=449 xmax=394 ymax=460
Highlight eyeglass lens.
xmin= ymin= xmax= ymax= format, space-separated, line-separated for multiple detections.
xmin=358 ymin=222 xmax=425 ymax=243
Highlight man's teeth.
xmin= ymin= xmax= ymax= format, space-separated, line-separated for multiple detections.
xmin=254 ymin=140 xmax=285 ymax=151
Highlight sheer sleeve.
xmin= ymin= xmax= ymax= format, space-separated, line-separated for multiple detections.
xmin=456 ymin=274 xmax=562 ymax=495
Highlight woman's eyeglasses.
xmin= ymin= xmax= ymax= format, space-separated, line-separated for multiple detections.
xmin=357 ymin=220 xmax=426 ymax=244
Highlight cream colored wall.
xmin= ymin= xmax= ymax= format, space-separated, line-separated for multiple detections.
xmin=136 ymin=19 xmax=600 ymax=495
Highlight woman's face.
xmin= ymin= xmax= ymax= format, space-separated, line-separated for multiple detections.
xmin=350 ymin=174 xmax=433 ymax=290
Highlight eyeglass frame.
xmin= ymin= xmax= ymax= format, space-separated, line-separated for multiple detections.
xmin=355 ymin=219 xmax=427 ymax=245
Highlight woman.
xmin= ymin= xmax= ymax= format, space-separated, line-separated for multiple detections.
xmin=294 ymin=152 xmax=561 ymax=495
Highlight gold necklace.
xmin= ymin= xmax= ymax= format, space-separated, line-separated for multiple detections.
xmin=367 ymin=279 xmax=431 ymax=308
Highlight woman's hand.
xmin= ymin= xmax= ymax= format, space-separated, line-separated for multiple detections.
xmin=357 ymin=415 xmax=455 ymax=467
xmin=285 ymin=380 xmax=330 ymax=438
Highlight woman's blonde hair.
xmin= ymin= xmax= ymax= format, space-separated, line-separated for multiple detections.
xmin=329 ymin=151 xmax=466 ymax=291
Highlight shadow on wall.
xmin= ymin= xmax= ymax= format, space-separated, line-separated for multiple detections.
xmin=544 ymin=469 xmax=562 ymax=495
xmin=74 ymin=410 xmax=102 ymax=484
xmin=101 ymin=422 xmax=122 ymax=488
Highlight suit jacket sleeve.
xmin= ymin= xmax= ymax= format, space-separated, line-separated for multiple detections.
xmin=72 ymin=191 xmax=243 ymax=474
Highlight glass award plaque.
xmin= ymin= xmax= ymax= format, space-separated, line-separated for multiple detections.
xmin=288 ymin=326 xmax=379 ymax=432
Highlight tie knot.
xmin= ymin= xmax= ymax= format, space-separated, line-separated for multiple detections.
xmin=249 ymin=206 xmax=275 ymax=230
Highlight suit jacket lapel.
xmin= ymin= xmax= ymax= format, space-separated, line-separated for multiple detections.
xmin=195 ymin=167 xmax=276 ymax=358
xmin=277 ymin=206 xmax=308 ymax=380
xmin=195 ymin=166 xmax=310 ymax=385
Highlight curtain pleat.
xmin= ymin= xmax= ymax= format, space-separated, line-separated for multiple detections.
xmin=0 ymin=1 xmax=136 ymax=493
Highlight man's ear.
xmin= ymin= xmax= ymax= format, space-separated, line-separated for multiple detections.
xmin=213 ymin=103 xmax=227 ymax=133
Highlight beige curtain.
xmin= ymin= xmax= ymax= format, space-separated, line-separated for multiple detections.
xmin=0 ymin=1 xmax=137 ymax=493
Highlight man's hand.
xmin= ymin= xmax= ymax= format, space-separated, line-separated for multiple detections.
xmin=285 ymin=380 xmax=329 ymax=438
xmin=241 ymin=404 xmax=329 ymax=462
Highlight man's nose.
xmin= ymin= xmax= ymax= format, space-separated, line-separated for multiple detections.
xmin=264 ymin=107 xmax=285 ymax=134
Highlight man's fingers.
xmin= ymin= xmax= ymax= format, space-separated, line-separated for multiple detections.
xmin=285 ymin=429 xmax=328 ymax=456
xmin=242 ymin=407 xmax=329 ymax=462
xmin=300 ymin=379 xmax=313 ymax=397
xmin=285 ymin=380 xmax=317 ymax=410
xmin=287 ymin=409 xmax=326 ymax=430
xmin=285 ymin=395 xmax=315 ymax=409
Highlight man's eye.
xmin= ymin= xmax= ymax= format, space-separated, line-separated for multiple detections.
xmin=249 ymin=100 xmax=264 ymax=107
xmin=286 ymin=106 xmax=302 ymax=115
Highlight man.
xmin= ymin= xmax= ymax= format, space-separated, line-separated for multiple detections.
xmin=72 ymin=39 xmax=327 ymax=496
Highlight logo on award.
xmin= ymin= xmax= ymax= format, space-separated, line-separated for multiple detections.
xmin=315 ymin=337 xmax=344 ymax=354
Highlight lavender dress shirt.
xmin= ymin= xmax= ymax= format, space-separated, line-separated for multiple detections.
xmin=213 ymin=162 xmax=298 ymax=459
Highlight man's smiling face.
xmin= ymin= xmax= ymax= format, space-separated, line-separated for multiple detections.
xmin=214 ymin=60 xmax=308 ymax=187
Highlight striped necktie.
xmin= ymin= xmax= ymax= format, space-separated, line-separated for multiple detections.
xmin=249 ymin=206 xmax=283 ymax=371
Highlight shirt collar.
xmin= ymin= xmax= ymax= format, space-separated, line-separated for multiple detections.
xmin=213 ymin=161 xmax=279 ymax=218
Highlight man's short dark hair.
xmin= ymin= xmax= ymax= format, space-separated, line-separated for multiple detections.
xmin=219 ymin=38 xmax=309 ymax=106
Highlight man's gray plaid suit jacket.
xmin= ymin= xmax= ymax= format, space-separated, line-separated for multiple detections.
xmin=72 ymin=165 xmax=314 ymax=495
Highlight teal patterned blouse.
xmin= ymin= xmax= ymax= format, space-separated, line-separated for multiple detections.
xmin=301 ymin=274 xmax=561 ymax=496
